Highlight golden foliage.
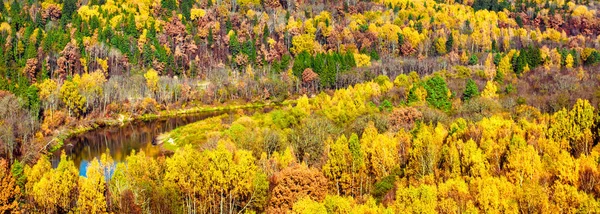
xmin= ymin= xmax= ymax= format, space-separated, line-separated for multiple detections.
xmin=291 ymin=34 xmax=317 ymax=55
xmin=354 ymin=53 xmax=372 ymax=67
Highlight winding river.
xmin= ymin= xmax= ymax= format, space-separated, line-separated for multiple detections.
xmin=50 ymin=111 xmax=230 ymax=176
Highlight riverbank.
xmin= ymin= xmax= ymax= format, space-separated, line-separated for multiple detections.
xmin=48 ymin=100 xmax=296 ymax=153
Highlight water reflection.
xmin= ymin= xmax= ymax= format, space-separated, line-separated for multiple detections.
xmin=51 ymin=112 xmax=226 ymax=176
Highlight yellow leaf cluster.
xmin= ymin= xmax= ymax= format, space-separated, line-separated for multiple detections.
xmin=402 ymin=27 xmax=425 ymax=47
xmin=77 ymin=5 xmax=101 ymax=22
xmin=291 ymin=34 xmax=317 ymax=55
xmin=36 ymin=79 xmax=58 ymax=101
xmin=286 ymin=16 xmax=303 ymax=32
xmin=354 ymin=53 xmax=372 ymax=67
xmin=435 ymin=37 xmax=447 ymax=55
xmin=109 ymin=15 xmax=123 ymax=29
xmin=100 ymin=0 xmax=119 ymax=14
xmin=572 ymin=5 xmax=595 ymax=18
xmin=144 ymin=69 xmax=160 ymax=93
xmin=481 ymin=81 xmax=498 ymax=99
xmin=191 ymin=8 xmax=206 ymax=20
xmin=238 ymin=0 xmax=260 ymax=8
xmin=566 ymin=54 xmax=574 ymax=69
xmin=0 ymin=22 xmax=11 ymax=34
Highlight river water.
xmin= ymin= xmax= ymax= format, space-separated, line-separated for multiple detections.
xmin=50 ymin=111 xmax=228 ymax=176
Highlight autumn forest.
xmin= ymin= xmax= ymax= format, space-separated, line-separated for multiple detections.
xmin=2 ymin=0 xmax=600 ymax=213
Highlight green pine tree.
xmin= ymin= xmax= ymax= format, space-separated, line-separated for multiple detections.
xmin=515 ymin=52 xmax=527 ymax=76
xmin=208 ymin=28 xmax=214 ymax=46
xmin=62 ymin=0 xmax=77 ymax=21
xmin=424 ymin=75 xmax=452 ymax=111
xmin=446 ymin=33 xmax=454 ymax=52
xmin=463 ymin=79 xmax=479 ymax=101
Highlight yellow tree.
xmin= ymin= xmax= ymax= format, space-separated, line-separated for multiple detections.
xmin=470 ymin=176 xmax=517 ymax=213
xmin=460 ymin=52 xmax=469 ymax=64
xmin=77 ymin=158 xmax=108 ymax=214
xmin=548 ymin=99 xmax=595 ymax=156
xmin=480 ymin=81 xmax=498 ymax=99
xmin=347 ymin=133 xmax=366 ymax=197
xmin=497 ymin=54 xmax=512 ymax=77
xmin=566 ymin=54 xmax=574 ymax=69
xmin=506 ymin=136 xmax=542 ymax=187
xmin=0 ymin=159 xmax=20 ymax=213
xmin=144 ymin=68 xmax=160 ymax=95
xmin=74 ymin=70 xmax=106 ymax=109
xmin=198 ymin=140 xmax=262 ymax=213
xmin=476 ymin=116 xmax=513 ymax=175
xmin=291 ymin=34 xmax=317 ymax=55
xmin=515 ymin=182 xmax=551 ymax=213
xmin=31 ymin=153 xmax=79 ymax=213
xmin=550 ymin=48 xmax=562 ymax=69
xmin=361 ymin=122 xmax=399 ymax=181
xmin=25 ymin=156 xmax=52 ymax=200
xmin=190 ymin=9 xmax=206 ymax=20
xmin=37 ymin=78 xmax=59 ymax=110
xmin=407 ymin=124 xmax=445 ymax=178
xmin=97 ymin=58 xmax=108 ymax=75
xmin=164 ymin=145 xmax=205 ymax=213
xmin=549 ymin=151 xmax=579 ymax=186
xmin=395 ymin=180 xmax=438 ymax=214
xmin=551 ymin=182 xmax=593 ymax=213
xmin=435 ymin=37 xmax=447 ymax=55
xmin=437 ymin=178 xmax=474 ymax=213
xmin=228 ymin=148 xmax=262 ymax=212
xmin=484 ymin=53 xmax=496 ymax=80
xmin=292 ymin=197 xmax=327 ymax=214
xmin=122 ymin=150 xmax=162 ymax=212
xmin=548 ymin=108 xmax=572 ymax=151
xmin=322 ymin=135 xmax=352 ymax=195
xmin=354 ymin=53 xmax=371 ymax=67
xmin=439 ymin=139 xmax=461 ymax=178
xmin=460 ymin=139 xmax=489 ymax=177
xmin=569 ymin=99 xmax=595 ymax=156
xmin=60 ymin=80 xmax=87 ymax=116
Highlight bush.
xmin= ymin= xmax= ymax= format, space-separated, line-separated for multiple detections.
xmin=453 ymin=66 xmax=472 ymax=79
xmin=584 ymin=50 xmax=600 ymax=65
xmin=348 ymin=113 xmax=389 ymax=137
xmin=40 ymin=110 xmax=66 ymax=135
xmin=388 ymin=107 xmax=423 ymax=132
xmin=290 ymin=115 xmax=340 ymax=166
xmin=458 ymin=97 xmax=501 ymax=121
xmin=136 ymin=98 xmax=159 ymax=115
xmin=417 ymin=105 xmax=450 ymax=125
xmin=380 ymin=99 xmax=393 ymax=112
xmin=468 ymin=54 xmax=478 ymax=65
xmin=372 ymin=170 xmax=399 ymax=203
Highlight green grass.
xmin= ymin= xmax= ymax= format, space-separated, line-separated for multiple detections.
xmin=160 ymin=115 xmax=227 ymax=151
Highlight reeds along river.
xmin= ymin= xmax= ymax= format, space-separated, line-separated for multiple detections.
xmin=50 ymin=111 xmax=227 ymax=176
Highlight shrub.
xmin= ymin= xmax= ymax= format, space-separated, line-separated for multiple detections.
xmin=468 ymin=54 xmax=478 ymax=65
xmin=348 ymin=113 xmax=389 ymax=137
xmin=388 ymin=107 xmax=423 ymax=131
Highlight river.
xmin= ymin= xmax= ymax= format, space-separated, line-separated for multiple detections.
xmin=50 ymin=111 xmax=230 ymax=176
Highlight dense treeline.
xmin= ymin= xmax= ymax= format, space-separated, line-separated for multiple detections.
xmin=4 ymin=76 xmax=600 ymax=213
xmin=2 ymin=0 xmax=600 ymax=161
xmin=3 ymin=0 xmax=600 ymax=212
